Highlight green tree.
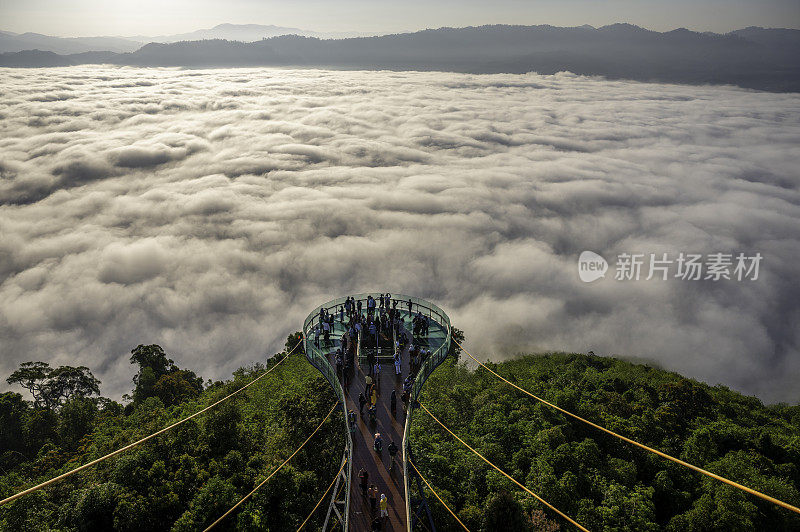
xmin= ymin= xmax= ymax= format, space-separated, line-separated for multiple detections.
xmin=6 ymin=362 xmax=52 ymax=408
xmin=285 ymin=331 xmax=305 ymax=355
xmin=47 ymin=365 xmax=101 ymax=406
xmin=0 ymin=392 xmax=27 ymax=456
xmin=130 ymin=344 xmax=173 ymax=404
xmin=483 ymin=490 xmax=531 ymax=532
xmin=448 ymin=327 xmax=465 ymax=361
xmin=6 ymin=362 xmax=100 ymax=409
xmin=57 ymin=396 xmax=98 ymax=451
xmin=129 ymin=344 xmax=202 ymax=406
xmin=152 ymin=370 xmax=203 ymax=407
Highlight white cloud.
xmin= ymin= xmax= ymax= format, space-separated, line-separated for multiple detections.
xmin=0 ymin=66 xmax=798 ymax=403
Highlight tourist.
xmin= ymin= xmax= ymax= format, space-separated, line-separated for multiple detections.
xmin=359 ymin=468 xmax=368 ymax=497
xmin=380 ymin=493 xmax=388 ymax=520
xmin=348 ymin=409 xmax=356 ymax=434
xmin=369 ymin=484 xmax=378 ymax=514
xmin=322 ymin=319 xmax=331 ymax=345
xmin=358 ymin=392 xmax=366 ymax=415
xmin=388 ymin=441 xmax=398 ymax=471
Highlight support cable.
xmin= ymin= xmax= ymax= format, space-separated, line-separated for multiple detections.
xmin=455 ymin=339 xmax=800 ymax=516
xmin=296 ymin=457 xmax=349 ymax=532
xmin=408 ymin=459 xmax=471 ymax=532
xmin=204 ymin=402 xmax=338 ymax=531
xmin=0 ymin=339 xmax=303 ymax=507
xmin=419 ymin=401 xmax=589 ymax=532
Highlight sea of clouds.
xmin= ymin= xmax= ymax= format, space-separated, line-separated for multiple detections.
xmin=1 ymin=66 xmax=798 ymax=403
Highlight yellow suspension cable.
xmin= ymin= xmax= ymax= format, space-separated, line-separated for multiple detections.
xmin=419 ymin=401 xmax=589 ymax=532
xmin=296 ymin=457 xmax=349 ymax=532
xmin=0 ymin=340 xmax=303 ymax=507
xmin=455 ymin=338 xmax=800 ymax=516
xmin=408 ymin=459 xmax=471 ymax=532
xmin=204 ymin=402 xmax=338 ymax=531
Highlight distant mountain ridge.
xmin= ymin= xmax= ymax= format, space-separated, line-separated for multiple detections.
xmin=0 ymin=31 xmax=143 ymax=54
xmin=1 ymin=24 xmax=798 ymax=92
xmin=0 ymin=23 xmax=387 ymax=54
xmin=134 ymin=22 xmax=384 ymax=43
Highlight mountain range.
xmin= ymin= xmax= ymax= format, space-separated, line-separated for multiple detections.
xmin=1 ymin=24 xmax=798 ymax=92
xmin=0 ymin=23 xmax=386 ymax=55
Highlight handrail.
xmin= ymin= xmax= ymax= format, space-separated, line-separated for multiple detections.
xmin=302 ymin=302 xmax=355 ymax=532
xmin=400 ymin=297 xmax=451 ymax=532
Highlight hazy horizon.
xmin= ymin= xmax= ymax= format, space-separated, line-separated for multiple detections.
xmin=1 ymin=0 xmax=798 ymax=37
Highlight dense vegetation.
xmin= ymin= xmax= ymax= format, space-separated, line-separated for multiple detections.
xmin=410 ymin=353 xmax=800 ymax=531
xmin=3 ymin=335 xmax=799 ymax=531
xmin=0 ymin=335 xmax=344 ymax=531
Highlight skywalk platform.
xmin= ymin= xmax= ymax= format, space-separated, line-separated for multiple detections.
xmin=303 ymin=294 xmax=451 ymax=531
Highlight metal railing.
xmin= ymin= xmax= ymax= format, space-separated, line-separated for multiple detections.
xmin=303 ymin=305 xmax=354 ymax=531
xmin=399 ymin=297 xmax=451 ymax=532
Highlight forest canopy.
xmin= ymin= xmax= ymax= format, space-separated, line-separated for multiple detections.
xmin=410 ymin=354 xmax=800 ymax=531
xmin=1 ymin=338 xmax=799 ymax=530
xmin=0 ymin=336 xmax=343 ymax=531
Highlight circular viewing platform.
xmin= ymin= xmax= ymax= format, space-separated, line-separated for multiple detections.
xmin=303 ymin=294 xmax=451 ymax=532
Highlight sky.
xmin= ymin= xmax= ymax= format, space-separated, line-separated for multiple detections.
xmin=1 ymin=66 xmax=798 ymax=405
xmin=1 ymin=0 xmax=799 ymax=36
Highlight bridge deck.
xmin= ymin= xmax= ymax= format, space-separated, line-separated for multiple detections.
xmin=320 ymin=309 xmax=447 ymax=531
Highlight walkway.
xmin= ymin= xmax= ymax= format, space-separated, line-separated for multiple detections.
xmin=312 ymin=299 xmax=450 ymax=531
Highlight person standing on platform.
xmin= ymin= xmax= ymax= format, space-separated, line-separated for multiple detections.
xmin=348 ymin=409 xmax=356 ymax=435
xmin=388 ymin=441 xmax=398 ymax=471
xmin=358 ymin=392 xmax=366 ymax=415
xmin=393 ymin=351 xmax=401 ymax=375
xmin=367 ymin=349 xmax=376 ymax=377
xmin=322 ymin=320 xmax=330 ymax=345
xmin=370 ymin=385 xmax=377 ymax=407
xmin=369 ymin=484 xmax=378 ymax=515
xmin=390 ymin=389 xmax=397 ymax=414
xmin=380 ymin=493 xmax=388 ymax=521
xmin=359 ymin=469 xmax=368 ymax=497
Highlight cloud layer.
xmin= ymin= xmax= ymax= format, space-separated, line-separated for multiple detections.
xmin=1 ymin=66 xmax=798 ymax=403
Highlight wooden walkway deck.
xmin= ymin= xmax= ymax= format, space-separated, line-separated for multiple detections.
xmin=313 ymin=302 xmax=449 ymax=531
xmin=334 ymin=331 xmax=411 ymax=531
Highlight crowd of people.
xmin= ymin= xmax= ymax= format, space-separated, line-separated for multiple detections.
xmin=309 ymin=294 xmax=441 ymax=530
